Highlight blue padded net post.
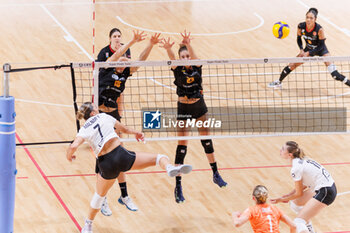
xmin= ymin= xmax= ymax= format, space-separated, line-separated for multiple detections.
xmin=0 ymin=63 xmax=16 ymax=233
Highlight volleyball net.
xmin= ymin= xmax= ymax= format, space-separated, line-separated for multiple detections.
xmin=71 ymin=56 xmax=350 ymax=141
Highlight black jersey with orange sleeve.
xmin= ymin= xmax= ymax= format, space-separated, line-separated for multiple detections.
xmin=97 ymin=44 xmax=131 ymax=108
xmin=98 ymin=67 xmax=131 ymax=107
xmin=298 ymin=22 xmax=323 ymax=50
xmin=172 ymin=66 xmax=203 ymax=99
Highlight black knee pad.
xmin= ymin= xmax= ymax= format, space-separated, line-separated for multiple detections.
xmin=331 ymin=70 xmax=345 ymax=81
xmin=201 ymin=139 xmax=214 ymax=154
xmin=175 ymin=145 xmax=187 ymax=164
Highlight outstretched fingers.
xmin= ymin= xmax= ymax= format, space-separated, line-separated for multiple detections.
xmin=181 ymin=29 xmax=193 ymax=45
xmin=159 ymin=37 xmax=175 ymax=49
xmin=133 ymin=30 xmax=147 ymax=42
xmin=150 ymin=32 xmax=162 ymax=44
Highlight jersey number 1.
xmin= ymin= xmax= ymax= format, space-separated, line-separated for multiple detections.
xmin=267 ymin=215 xmax=273 ymax=232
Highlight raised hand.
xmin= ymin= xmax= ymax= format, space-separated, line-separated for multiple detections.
xmin=181 ymin=30 xmax=193 ymax=46
xmin=270 ymin=198 xmax=281 ymax=204
xmin=232 ymin=211 xmax=241 ymax=217
xmin=132 ymin=30 xmax=147 ymax=43
xmin=150 ymin=33 xmax=162 ymax=45
xmin=159 ymin=37 xmax=175 ymax=50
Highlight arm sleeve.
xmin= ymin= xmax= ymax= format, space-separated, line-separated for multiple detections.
xmin=297 ymin=36 xmax=303 ymax=50
xmin=308 ymin=39 xmax=326 ymax=56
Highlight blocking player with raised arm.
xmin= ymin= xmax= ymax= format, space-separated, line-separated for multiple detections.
xmin=270 ymin=141 xmax=337 ymax=233
xmin=232 ymin=185 xmax=296 ymax=233
xmin=160 ymin=31 xmax=227 ymax=204
xmin=268 ymin=8 xmax=349 ymax=88
xmin=96 ymin=30 xmax=161 ymax=214
xmin=68 ymin=102 xmax=192 ymax=233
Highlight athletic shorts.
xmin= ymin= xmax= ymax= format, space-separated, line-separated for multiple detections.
xmin=96 ymin=145 xmax=136 ymax=180
xmin=304 ymin=46 xmax=329 ymax=57
xmin=95 ymin=110 xmax=121 ymax=174
xmin=313 ymin=183 xmax=337 ymax=206
xmin=177 ymin=96 xmax=208 ymax=120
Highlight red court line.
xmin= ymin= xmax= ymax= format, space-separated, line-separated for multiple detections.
xmin=325 ymin=231 xmax=350 ymax=233
xmin=16 ymin=176 xmax=28 ymax=179
xmin=16 ymin=133 xmax=81 ymax=232
xmin=46 ymin=161 xmax=350 ymax=178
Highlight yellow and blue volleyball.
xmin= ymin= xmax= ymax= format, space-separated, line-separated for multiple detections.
xmin=272 ymin=21 xmax=290 ymax=39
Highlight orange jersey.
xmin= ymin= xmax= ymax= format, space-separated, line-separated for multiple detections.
xmin=248 ymin=203 xmax=283 ymax=233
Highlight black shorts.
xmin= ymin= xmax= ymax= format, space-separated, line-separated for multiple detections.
xmin=96 ymin=145 xmax=136 ymax=180
xmin=177 ymin=97 xmax=208 ymax=120
xmin=95 ymin=110 xmax=121 ymax=174
xmin=304 ymin=46 xmax=329 ymax=57
xmin=313 ymin=183 xmax=337 ymax=206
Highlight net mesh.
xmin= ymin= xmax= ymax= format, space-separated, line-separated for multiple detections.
xmin=71 ymin=56 xmax=350 ymax=140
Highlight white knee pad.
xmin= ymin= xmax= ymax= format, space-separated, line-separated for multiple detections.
xmin=290 ymin=201 xmax=303 ymax=214
xmin=328 ymin=64 xmax=336 ymax=73
xmin=90 ymin=192 xmax=104 ymax=209
xmin=156 ymin=154 xmax=169 ymax=167
xmin=294 ymin=218 xmax=308 ymax=233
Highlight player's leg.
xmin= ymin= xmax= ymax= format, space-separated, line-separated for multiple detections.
xmin=130 ymin=151 xmax=192 ymax=176
xmin=115 ymin=122 xmax=138 ymax=212
xmin=323 ymin=53 xmax=350 ymax=86
xmin=290 ymin=189 xmax=316 ymax=232
xmin=294 ymin=199 xmax=326 ymax=233
xmin=174 ymin=123 xmax=189 ymax=203
xmin=268 ymin=52 xmax=304 ymax=88
xmin=196 ymin=113 xmax=227 ymax=188
xmin=116 ymin=172 xmax=138 ymax=211
xmin=81 ymin=174 xmax=117 ymax=233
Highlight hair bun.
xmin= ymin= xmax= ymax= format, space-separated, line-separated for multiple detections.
xmin=308 ymin=7 xmax=318 ymax=17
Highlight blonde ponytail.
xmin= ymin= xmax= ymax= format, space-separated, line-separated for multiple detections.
xmin=76 ymin=102 xmax=94 ymax=120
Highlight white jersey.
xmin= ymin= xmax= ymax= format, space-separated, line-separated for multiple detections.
xmin=291 ymin=158 xmax=334 ymax=191
xmin=77 ymin=113 xmax=119 ymax=156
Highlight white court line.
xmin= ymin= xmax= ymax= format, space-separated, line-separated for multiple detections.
xmin=14 ymin=4 xmax=94 ymax=108
xmin=39 ymin=4 xmax=93 ymax=60
xmin=295 ymin=0 xmax=350 ymax=37
xmin=15 ymin=98 xmax=72 ymax=108
xmin=338 ymin=191 xmax=350 ymax=197
xmin=15 ymin=5 xmax=94 ymax=108
xmin=0 ymin=0 xmax=212 ymax=7
xmin=116 ymin=13 xmax=264 ymax=36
